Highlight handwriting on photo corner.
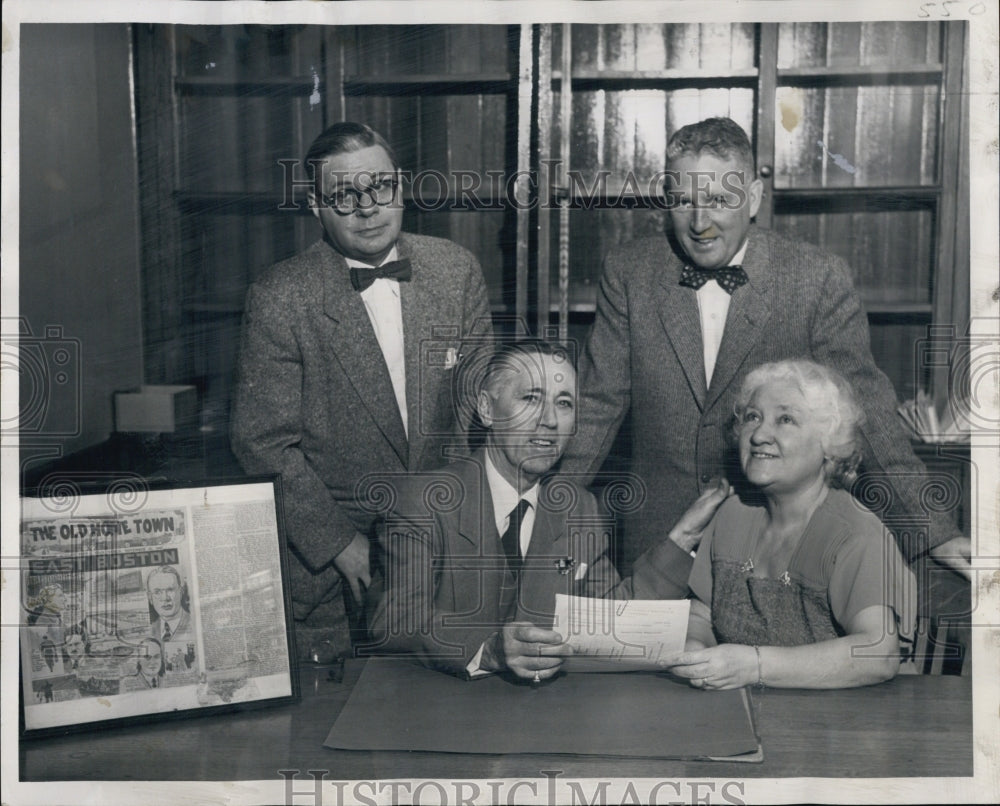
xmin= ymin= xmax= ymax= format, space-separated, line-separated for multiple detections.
xmin=917 ymin=1 xmax=988 ymax=18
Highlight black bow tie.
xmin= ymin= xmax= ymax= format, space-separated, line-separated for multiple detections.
xmin=679 ymin=264 xmax=748 ymax=295
xmin=349 ymin=259 xmax=412 ymax=292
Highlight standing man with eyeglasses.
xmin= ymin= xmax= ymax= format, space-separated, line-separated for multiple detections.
xmin=561 ymin=116 xmax=970 ymax=583
xmin=231 ymin=122 xmax=492 ymax=662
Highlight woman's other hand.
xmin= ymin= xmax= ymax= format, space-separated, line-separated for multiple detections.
xmin=661 ymin=643 xmax=757 ymax=690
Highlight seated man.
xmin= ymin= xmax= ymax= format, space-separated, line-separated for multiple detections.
xmin=368 ymin=340 xmax=728 ymax=681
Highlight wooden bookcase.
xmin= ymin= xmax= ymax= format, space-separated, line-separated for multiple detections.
xmin=132 ymin=21 xmax=968 ymax=429
xmin=540 ymin=21 xmax=969 ymax=405
xmin=134 ymin=25 xmax=527 ymax=432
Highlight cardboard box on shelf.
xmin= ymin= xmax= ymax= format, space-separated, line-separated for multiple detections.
xmin=114 ymin=385 xmax=198 ymax=433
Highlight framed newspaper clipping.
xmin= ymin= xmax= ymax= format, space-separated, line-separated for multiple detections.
xmin=19 ymin=476 xmax=298 ymax=737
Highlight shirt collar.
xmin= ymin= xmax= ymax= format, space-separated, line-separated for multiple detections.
xmin=344 ymin=245 xmax=399 ymax=270
xmin=484 ymin=451 xmax=538 ymax=533
xmin=730 ymin=239 xmax=749 ymax=266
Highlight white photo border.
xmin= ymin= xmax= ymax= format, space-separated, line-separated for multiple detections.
xmin=2 ymin=1 xmax=997 ymax=805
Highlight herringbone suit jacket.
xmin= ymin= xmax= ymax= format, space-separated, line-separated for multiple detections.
xmin=231 ymin=233 xmax=491 ymax=620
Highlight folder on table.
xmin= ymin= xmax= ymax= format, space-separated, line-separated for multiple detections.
xmin=325 ymin=658 xmax=762 ymax=761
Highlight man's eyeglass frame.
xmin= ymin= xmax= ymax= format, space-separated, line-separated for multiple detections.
xmin=319 ymin=175 xmax=401 ymax=216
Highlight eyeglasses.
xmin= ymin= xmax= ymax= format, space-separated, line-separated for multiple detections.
xmin=320 ymin=176 xmax=400 ymax=215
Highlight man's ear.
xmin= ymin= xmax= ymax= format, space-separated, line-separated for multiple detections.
xmin=748 ymin=177 xmax=764 ymax=219
xmin=307 ymin=189 xmax=320 ymax=220
xmin=477 ymin=390 xmax=494 ymax=428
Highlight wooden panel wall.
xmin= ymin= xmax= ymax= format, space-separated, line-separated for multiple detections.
xmin=339 ymin=26 xmax=515 ymax=306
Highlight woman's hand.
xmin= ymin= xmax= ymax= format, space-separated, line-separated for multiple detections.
xmin=661 ymin=643 xmax=757 ymax=690
xmin=501 ymin=622 xmax=569 ymax=681
xmin=668 ymin=478 xmax=733 ymax=553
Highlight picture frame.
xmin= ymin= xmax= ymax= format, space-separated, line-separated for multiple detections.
xmin=19 ymin=476 xmax=299 ymax=737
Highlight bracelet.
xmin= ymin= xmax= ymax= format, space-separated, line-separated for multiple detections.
xmin=753 ymin=645 xmax=765 ymax=689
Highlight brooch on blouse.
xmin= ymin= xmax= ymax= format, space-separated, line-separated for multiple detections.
xmin=742 ymin=558 xmax=791 ymax=585
xmin=555 ymin=556 xmax=577 ymax=575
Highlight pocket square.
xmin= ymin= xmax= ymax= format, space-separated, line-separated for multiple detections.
xmin=573 ymin=561 xmax=588 ymax=581
xmin=428 ymin=347 xmax=459 ymax=370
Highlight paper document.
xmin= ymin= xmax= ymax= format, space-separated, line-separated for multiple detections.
xmin=553 ymin=594 xmax=690 ymax=672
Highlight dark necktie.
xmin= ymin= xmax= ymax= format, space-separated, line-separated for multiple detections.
xmin=501 ymin=499 xmax=531 ymax=576
xmin=161 ymin=622 xmax=172 ymax=642
xmin=349 ymin=259 xmax=412 ymax=292
xmin=679 ymin=264 xmax=748 ymax=295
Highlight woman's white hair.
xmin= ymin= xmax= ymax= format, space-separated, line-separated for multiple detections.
xmin=735 ymin=359 xmax=866 ymax=488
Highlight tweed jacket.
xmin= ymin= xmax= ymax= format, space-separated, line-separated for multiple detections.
xmin=560 ymin=225 xmax=958 ymax=568
xmin=230 ymin=233 xmax=491 ymax=615
xmin=366 ymin=452 xmax=690 ymax=677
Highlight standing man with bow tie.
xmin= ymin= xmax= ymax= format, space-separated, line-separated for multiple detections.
xmin=231 ymin=122 xmax=491 ymax=662
xmin=561 ymin=116 xmax=969 ymax=582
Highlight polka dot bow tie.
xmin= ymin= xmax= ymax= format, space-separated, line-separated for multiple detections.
xmin=679 ymin=264 xmax=749 ymax=295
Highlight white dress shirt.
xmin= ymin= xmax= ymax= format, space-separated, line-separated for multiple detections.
xmin=694 ymin=240 xmax=749 ymax=387
xmin=346 ymin=247 xmax=408 ymax=438
xmin=484 ymin=451 xmax=539 ymax=557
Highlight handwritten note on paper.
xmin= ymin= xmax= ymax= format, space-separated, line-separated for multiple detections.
xmin=553 ymin=594 xmax=690 ymax=672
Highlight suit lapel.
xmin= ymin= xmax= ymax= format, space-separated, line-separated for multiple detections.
xmin=516 ymin=481 xmax=569 ymax=625
xmin=320 ymin=241 xmax=408 ymax=466
xmin=452 ymin=455 xmax=506 ymax=623
xmin=524 ymin=494 xmax=565 ymax=560
xmin=397 ymin=234 xmax=435 ymax=470
xmin=656 ymin=253 xmax=708 ymax=409
xmin=455 ymin=454 xmax=498 ymax=549
xmin=706 ymin=228 xmax=775 ymax=410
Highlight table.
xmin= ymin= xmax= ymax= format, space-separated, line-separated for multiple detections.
xmin=20 ymin=660 xmax=972 ymax=781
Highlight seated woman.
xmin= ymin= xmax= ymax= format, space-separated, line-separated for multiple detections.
xmin=666 ymin=359 xmax=915 ymax=689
